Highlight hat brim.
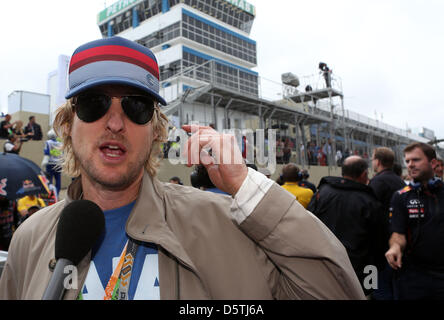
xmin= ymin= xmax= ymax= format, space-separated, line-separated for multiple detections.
xmin=65 ymin=77 xmax=167 ymax=106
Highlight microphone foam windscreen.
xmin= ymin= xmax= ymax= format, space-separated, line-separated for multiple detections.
xmin=55 ymin=200 xmax=105 ymax=265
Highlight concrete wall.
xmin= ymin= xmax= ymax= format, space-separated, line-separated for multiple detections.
xmin=155 ymin=160 xmax=343 ymax=187
xmin=10 ymin=111 xmax=51 ymax=141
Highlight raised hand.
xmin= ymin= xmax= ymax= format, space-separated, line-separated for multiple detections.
xmin=182 ymin=125 xmax=248 ymax=196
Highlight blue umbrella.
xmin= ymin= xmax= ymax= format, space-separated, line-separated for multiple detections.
xmin=0 ymin=152 xmax=50 ymax=200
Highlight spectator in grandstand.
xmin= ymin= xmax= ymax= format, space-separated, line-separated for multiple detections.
xmin=336 ymin=149 xmax=343 ymax=166
xmin=276 ymin=139 xmax=284 ymax=164
xmin=299 ymin=142 xmax=306 ymax=166
xmin=281 ymin=163 xmax=313 ymax=208
xmin=318 ymin=143 xmax=327 ymax=166
xmin=307 ymin=141 xmax=317 ymax=165
xmin=322 ymin=139 xmax=333 ymax=165
xmin=0 ymin=114 xmax=15 ymax=139
xmin=3 ymin=134 xmax=22 ymax=154
xmin=368 ymin=147 xmax=406 ymax=300
xmin=24 ymin=116 xmax=43 ymax=141
xmin=12 ymin=120 xmax=31 ymax=141
xmin=308 ymin=156 xmax=385 ymax=296
xmin=283 ymin=138 xmax=293 ymax=164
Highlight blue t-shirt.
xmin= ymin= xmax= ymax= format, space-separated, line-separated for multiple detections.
xmin=81 ymin=201 xmax=160 ymax=300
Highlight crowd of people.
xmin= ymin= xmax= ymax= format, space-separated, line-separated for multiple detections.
xmin=0 ymin=115 xmax=62 ymax=252
xmin=173 ymin=141 xmax=444 ymax=300
xmin=1 ymin=115 xmax=43 ymax=154
xmin=269 ymin=144 xmax=444 ymax=299
xmin=0 ymin=36 xmax=442 ymax=301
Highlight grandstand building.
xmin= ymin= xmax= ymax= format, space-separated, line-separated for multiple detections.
xmin=96 ymin=0 xmax=437 ymax=167
xmin=97 ymin=0 xmax=258 ymax=130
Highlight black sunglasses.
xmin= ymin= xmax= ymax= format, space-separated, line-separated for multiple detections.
xmin=73 ymin=92 xmax=156 ymax=125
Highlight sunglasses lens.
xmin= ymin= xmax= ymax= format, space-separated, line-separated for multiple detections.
xmin=121 ymin=96 xmax=155 ymax=125
xmin=75 ymin=93 xmax=111 ymax=123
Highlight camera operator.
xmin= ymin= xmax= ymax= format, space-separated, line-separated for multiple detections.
xmin=3 ymin=134 xmax=23 ymax=154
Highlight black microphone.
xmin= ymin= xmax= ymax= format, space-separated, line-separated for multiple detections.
xmin=42 ymin=200 xmax=105 ymax=300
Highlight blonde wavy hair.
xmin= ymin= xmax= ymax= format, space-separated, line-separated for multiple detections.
xmin=52 ymin=98 xmax=169 ymax=178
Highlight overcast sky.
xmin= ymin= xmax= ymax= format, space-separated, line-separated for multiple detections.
xmin=1 ymin=0 xmax=443 ymax=139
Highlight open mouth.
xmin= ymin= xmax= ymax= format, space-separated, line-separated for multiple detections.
xmin=99 ymin=142 xmax=127 ymax=160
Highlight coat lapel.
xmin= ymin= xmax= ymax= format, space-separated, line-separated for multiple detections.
xmin=65 ymin=171 xmax=201 ymax=299
xmin=125 ymin=171 xmax=197 ymax=271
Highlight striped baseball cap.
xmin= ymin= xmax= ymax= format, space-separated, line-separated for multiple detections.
xmin=65 ymin=36 xmax=166 ymax=105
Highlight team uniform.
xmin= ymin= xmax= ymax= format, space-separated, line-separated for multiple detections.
xmin=281 ymin=182 xmax=313 ymax=208
xmin=389 ymin=180 xmax=444 ymax=299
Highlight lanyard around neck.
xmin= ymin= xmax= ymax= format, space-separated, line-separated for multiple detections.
xmin=103 ymin=238 xmax=139 ymax=300
xmin=77 ymin=238 xmax=139 ymax=300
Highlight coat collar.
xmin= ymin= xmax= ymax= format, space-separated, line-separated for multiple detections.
xmin=65 ymin=171 xmax=198 ymax=272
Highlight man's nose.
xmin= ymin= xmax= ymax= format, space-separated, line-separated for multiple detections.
xmin=105 ymin=97 xmax=126 ymax=133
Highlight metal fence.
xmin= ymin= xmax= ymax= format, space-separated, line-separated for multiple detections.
xmin=160 ymin=60 xmax=428 ymax=143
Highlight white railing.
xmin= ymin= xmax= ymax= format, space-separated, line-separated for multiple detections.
xmin=159 ymin=60 xmax=427 ymax=143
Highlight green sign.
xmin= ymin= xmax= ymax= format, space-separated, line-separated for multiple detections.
xmin=97 ymin=0 xmax=142 ymax=24
xmin=224 ymin=0 xmax=256 ymax=16
xmin=97 ymin=0 xmax=256 ymax=24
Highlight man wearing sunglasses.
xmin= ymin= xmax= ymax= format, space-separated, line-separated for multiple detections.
xmin=0 ymin=37 xmax=364 ymax=300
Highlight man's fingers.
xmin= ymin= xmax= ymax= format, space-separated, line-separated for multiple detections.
xmin=385 ymin=251 xmax=402 ymax=270
xmin=184 ymin=132 xmax=217 ymax=166
xmin=182 ymin=124 xmax=215 ymax=134
xmin=385 ymin=251 xmax=396 ymax=269
xmin=396 ymin=254 xmax=402 ymax=268
xmin=184 ymin=128 xmax=237 ymax=166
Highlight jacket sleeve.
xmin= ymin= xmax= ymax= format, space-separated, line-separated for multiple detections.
xmin=0 ymin=232 xmax=20 ymax=299
xmin=239 ymin=183 xmax=366 ymax=300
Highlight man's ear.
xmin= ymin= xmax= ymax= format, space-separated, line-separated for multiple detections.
xmin=431 ymin=158 xmax=438 ymax=169
xmin=359 ymin=169 xmax=369 ymax=184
